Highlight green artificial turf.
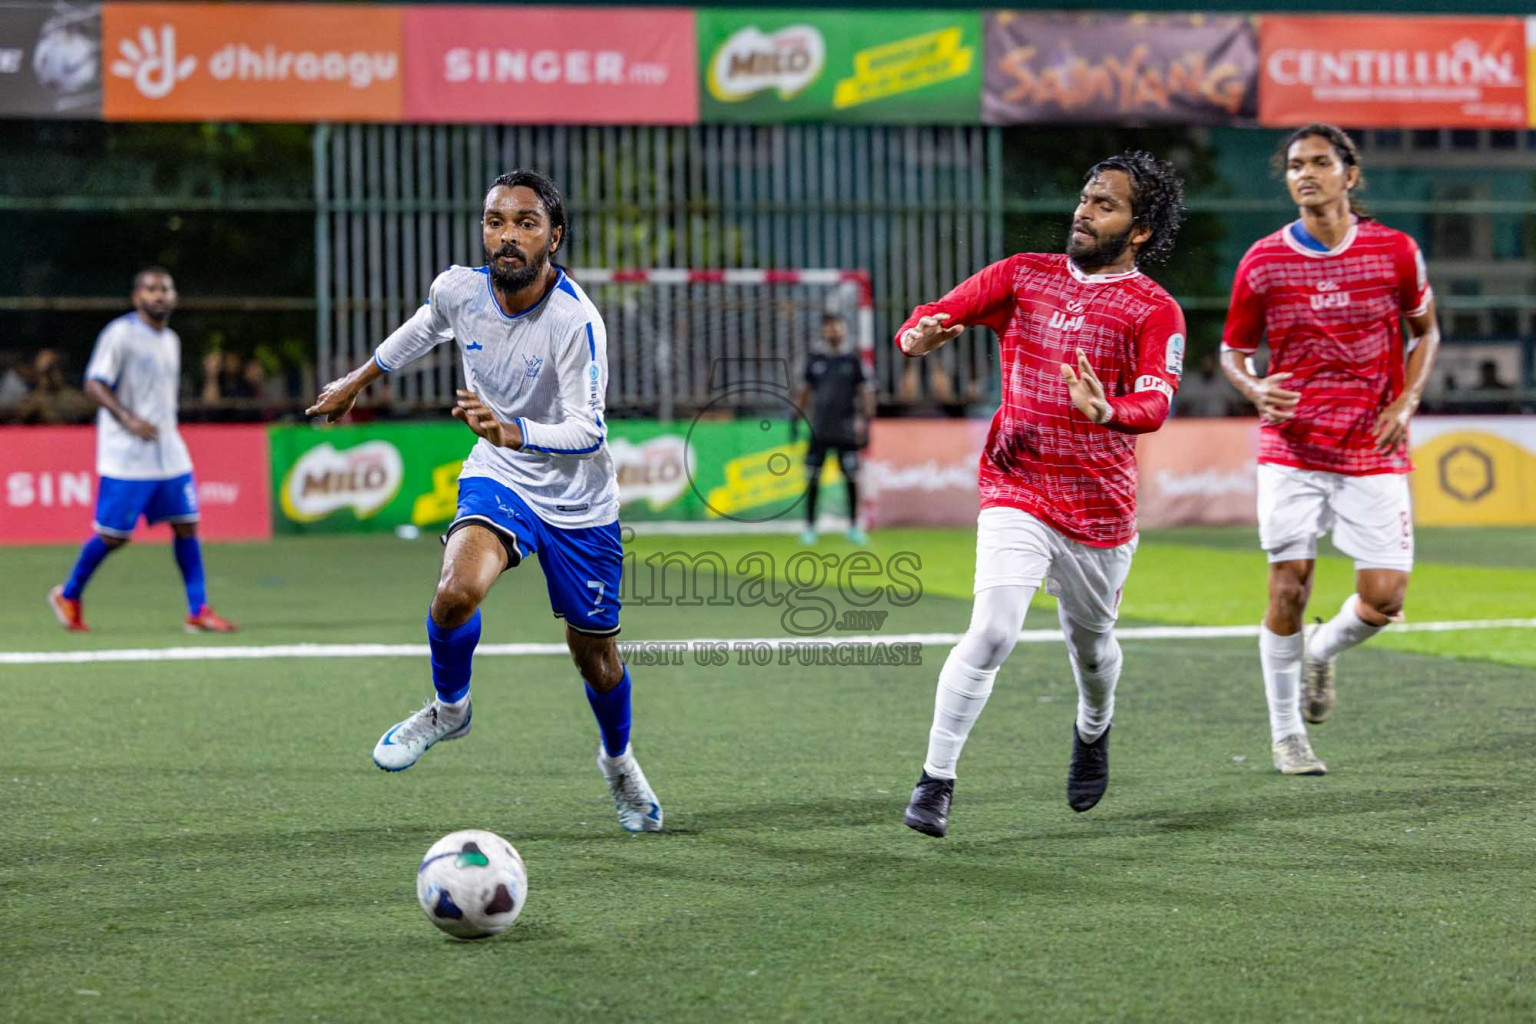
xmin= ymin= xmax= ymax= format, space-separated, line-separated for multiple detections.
xmin=2 ymin=531 xmax=1533 ymax=1022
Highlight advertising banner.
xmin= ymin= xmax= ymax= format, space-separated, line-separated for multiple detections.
xmin=0 ymin=425 xmax=272 ymax=545
xmin=862 ymin=419 xmax=984 ymax=528
xmin=0 ymin=2 xmax=100 ymax=118
xmin=268 ymin=419 xmax=851 ymax=534
xmin=102 ymin=3 xmax=403 ymax=122
xmin=1409 ymin=417 xmax=1536 ymax=527
xmin=402 ymin=6 xmax=697 ymax=125
xmin=698 ymin=9 xmax=981 ymax=124
xmin=983 ymin=12 xmax=1257 ymax=125
xmin=1136 ymin=419 xmax=1261 ymax=529
xmin=1259 ymin=16 xmax=1526 ymax=129
xmin=1529 ymin=17 xmax=1536 ymax=128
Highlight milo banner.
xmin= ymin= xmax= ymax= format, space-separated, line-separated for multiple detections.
xmin=698 ymin=9 xmax=981 ymax=123
xmin=983 ymin=11 xmax=1257 ymax=125
xmin=268 ymin=419 xmax=849 ymax=533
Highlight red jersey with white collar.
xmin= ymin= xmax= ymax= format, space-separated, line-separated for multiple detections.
xmin=896 ymin=253 xmax=1185 ymax=548
xmin=1223 ymin=218 xmax=1431 ymax=476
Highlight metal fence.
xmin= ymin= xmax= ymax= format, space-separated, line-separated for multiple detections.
xmin=313 ymin=123 xmax=1005 ymax=413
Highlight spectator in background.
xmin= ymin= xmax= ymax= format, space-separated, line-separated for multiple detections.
xmin=0 ymin=352 xmax=30 ymax=415
xmin=18 ymin=348 xmax=92 ymax=424
xmin=1172 ymin=354 xmax=1228 ymax=417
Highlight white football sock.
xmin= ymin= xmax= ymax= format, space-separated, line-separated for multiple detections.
xmin=923 ymin=651 xmax=999 ymax=780
xmin=1061 ymin=607 xmax=1121 ymax=743
xmin=1260 ymin=625 xmax=1305 ymax=743
xmin=921 ymin=585 xmax=1035 ymax=779
xmin=1309 ymin=593 xmax=1384 ymax=663
xmin=440 ymin=694 xmax=471 ymax=716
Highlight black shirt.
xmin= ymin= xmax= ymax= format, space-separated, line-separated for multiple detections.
xmin=802 ymin=350 xmax=867 ymax=443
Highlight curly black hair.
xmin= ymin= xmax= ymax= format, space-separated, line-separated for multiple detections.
xmin=1271 ymin=123 xmax=1366 ymax=213
xmin=487 ymin=169 xmax=568 ymax=253
xmin=1085 ymin=151 xmax=1186 ymax=265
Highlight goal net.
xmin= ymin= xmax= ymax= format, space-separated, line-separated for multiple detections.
xmin=569 ymin=268 xmax=874 ymax=420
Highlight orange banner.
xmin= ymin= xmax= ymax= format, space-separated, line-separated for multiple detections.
xmin=102 ymin=3 xmax=403 ymax=122
xmin=1260 ymin=15 xmax=1526 ymax=129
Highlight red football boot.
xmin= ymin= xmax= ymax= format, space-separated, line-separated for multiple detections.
xmin=47 ymin=585 xmax=89 ymax=632
xmin=185 ymin=605 xmax=238 ymax=633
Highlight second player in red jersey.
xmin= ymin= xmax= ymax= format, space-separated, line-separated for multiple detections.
xmin=1224 ymin=205 xmax=1431 ymax=477
xmin=1221 ymin=124 xmax=1440 ymax=777
xmin=897 ymin=152 xmax=1187 ymax=838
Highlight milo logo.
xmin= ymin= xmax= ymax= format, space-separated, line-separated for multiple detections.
xmin=281 ymin=440 xmax=404 ymax=523
xmin=707 ymin=24 xmax=825 ymax=102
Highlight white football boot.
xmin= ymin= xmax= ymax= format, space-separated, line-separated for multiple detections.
xmin=1302 ymin=620 xmax=1337 ymax=724
xmin=372 ymin=698 xmax=472 ymax=772
xmin=598 ymin=744 xmax=664 ymax=832
xmin=1272 ymin=732 xmax=1328 ymax=775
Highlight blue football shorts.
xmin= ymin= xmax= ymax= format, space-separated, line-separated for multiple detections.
xmin=445 ymin=476 xmax=622 ymax=637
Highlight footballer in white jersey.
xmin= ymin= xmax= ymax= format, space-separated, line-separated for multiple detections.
xmin=307 ymin=170 xmax=662 ymax=833
xmin=48 ymin=268 xmax=236 ymax=634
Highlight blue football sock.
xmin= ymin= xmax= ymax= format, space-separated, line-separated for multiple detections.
xmin=172 ymin=534 xmax=208 ymax=615
xmin=62 ymin=535 xmax=114 ymax=601
xmin=586 ymin=666 xmax=633 ymax=758
xmin=427 ymin=609 xmax=481 ymax=704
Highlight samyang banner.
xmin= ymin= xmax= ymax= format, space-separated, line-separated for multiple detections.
xmin=698 ymin=9 xmax=981 ymax=124
xmin=1260 ymin=16 xmax=1526 ymax=129
xmin=0 ymin=2 xmax=100 ymax=118
xmin=983 ymin=12 xmax=1257 ymax=125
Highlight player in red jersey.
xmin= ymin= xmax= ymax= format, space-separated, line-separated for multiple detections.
xmin=896 ymin=152 xmax=1187 ymax=837
xmin=1221 ymin=124 xmax=1440 ymax=775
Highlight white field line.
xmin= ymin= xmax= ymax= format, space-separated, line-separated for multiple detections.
xmin=2 ymin=618 xmax=1534 ymax=666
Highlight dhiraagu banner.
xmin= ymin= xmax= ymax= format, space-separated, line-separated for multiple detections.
xmin=698 ymin=9 xmax=981 ymax=123
xmin=268 ymin=419 xmax=848 ymax=532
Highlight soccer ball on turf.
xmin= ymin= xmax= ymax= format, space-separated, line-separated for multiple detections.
xmin=416 ymin=829 xmax=527 ymax=939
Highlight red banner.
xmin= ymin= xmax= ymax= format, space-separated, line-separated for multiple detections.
xmin=402 ymin=6 xmax=698 ymax=125
xmin=0 ymin=425 xmax=272 ymax=545
xmin=863 ymin=419 xmax=987 ymax=528
xmin=1135 ymin=419 xmax=1260 ymax=529
xmin=1260 ymin=16 xmax=1527 ymax=128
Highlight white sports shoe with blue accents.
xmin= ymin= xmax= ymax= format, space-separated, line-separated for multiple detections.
xmin=373 ymin=698 xmax=472 ymax=771
xmin=598 ymin=745 xmax=663 ymax=832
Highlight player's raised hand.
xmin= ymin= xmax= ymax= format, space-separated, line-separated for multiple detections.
xmin=1060 ymin=349 xmax=1112 ymax=424
xmin=453 ymin=390 xmax=521 ymax=449
xmin=306 ymin=378 xmax=358 ymax=422
xmin=1372 ymin=394 xmax=1415 ymax=453
xmin=900 ymin=313 xmax=965 ymax=356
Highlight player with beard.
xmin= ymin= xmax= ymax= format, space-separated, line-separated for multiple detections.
xmin=307 ymin=170 xmax=662 ymax=833
xmin=897 ymin=152 xmax=1187 ymax=836
xmin=48 ymin=267 xmax=236 ymax=633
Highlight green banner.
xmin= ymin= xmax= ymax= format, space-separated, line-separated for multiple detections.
xmin=268 ymin=419 xmax=848 ymax=533
xmin=698 ymin=9 xmax=982 ymax=124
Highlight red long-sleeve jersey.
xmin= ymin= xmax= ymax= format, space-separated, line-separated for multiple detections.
xmin=896 ymin=253 xmax=1186 ymax=548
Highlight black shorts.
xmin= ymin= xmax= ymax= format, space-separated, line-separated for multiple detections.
xmin=805 ymin=436 xmax=861 ymax=476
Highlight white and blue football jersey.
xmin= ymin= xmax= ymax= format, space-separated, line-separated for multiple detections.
xmin=373 ymin=265 xmax=617 ymax=529
xmin=83 ymin=312 xmax=193 ymax=480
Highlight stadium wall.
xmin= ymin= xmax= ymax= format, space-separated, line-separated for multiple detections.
xmin=4 ymin=418 xmax=1534 ymax=544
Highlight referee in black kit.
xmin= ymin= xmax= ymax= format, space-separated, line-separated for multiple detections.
xmin=792 ymin=313 xmax=874 ymax=546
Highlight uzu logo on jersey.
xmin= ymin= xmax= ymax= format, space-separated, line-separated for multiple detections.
xmin=1310 ymin=280 xmax=1351 ymax=311
xmin=1049 ymin=299 xmax=1086 ymax=332
xmin=523 ymin=355 xmax=543 ymax=379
